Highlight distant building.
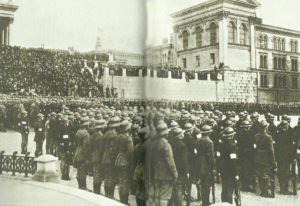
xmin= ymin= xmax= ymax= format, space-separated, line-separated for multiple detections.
xmin=0 ymin=1 xmax=18 ymax=46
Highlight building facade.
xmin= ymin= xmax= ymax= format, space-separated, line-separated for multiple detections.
xmin=146 ymin=0 xmax=300 ymax=103
xmin=0 ymin=1 xmax=18 ymax=46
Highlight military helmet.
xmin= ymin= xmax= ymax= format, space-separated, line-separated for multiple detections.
xmin=240 ymin=120 xmax=251 ymax=128
xmin=222 ymin=127 xmax=236 ymax=137
xmin=201 ymin=125 xmax=212 ymax=134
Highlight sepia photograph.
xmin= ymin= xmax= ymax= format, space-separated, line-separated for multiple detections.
xmin=0 ymin=0 xmax=299 ymax=205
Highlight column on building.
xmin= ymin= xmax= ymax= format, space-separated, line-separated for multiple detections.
xmin=218 ymin=11 xmax=229 ymax=65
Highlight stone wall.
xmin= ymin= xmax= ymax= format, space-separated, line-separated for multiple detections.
xmin=102 ymin=67 xmax=258 ymax=103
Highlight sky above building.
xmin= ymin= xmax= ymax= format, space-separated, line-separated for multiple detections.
xmin=8 ymin=0 xmax=300 ymax=53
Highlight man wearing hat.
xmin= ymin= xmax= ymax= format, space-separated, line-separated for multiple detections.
xmin=196 ymin=125 xmax=215 ymax=206
xmin=254 ymin=120 xmax=276 ymax=197
xmin=250 ymin=112 xmax=260 ymax=135
xmin=18 ymin=111 xmax=30 ymax=154
xmin=266 ymin=113 xmax=277 ymax=138
xmin=133 ymin=127 xmax=149 ymax=206
xmin=74 ymin=117 xmax=91 ymax=190
xmin=33 ymin=113 xmax=45 ymax=157
xmin=47 ymin=112 xmax=56 ymax=155
xmin=90 ymin=119 xmax=106 ymax=194
xmin=58 ymin=117 xmax=72 ymax=181
xmin=168 ymin=127 xmax=188 ymax=206
xmin=115 ymin=120 xmax=134 ymax=204
xmin=102 ymin=116 xmax=121 ymax=198
xmin=274 ymin=120 xmax=294 ymax=194
xmin=236 ymin=112 xmax=247 ymax=132
xmin=217 ymin=127 xmax=239 ymax=204
xmin=183 ymin=122 xmax=198 ymax=205
xmin=146 ymin=122 xmax=177 ymax=206
xmin=235 ymin=120 xmax=255 ymax=192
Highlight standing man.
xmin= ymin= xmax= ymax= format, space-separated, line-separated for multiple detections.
xmin=34 ymin=113 xmax=45 ymax=157
xmin=19 ymin=111 xmax=30 ymax=154
xmin=254 ymin=120 xmax=276 ymax=197
xmin=102 ymin=116 xmax=121 ymax=198
xmin=217 ymin=127 xmax=239 ymax=204
xmin=91 ymin=119 xmax=106 ymax=194
xmin=196 ymin=125 xmax=215 ymax=206
xmin=115 ymin=120 xmax=134 ymax=204
xmin=74 ymin=118 xmax=91 ymax=190
xmin=146 ymin=122 xmax=178 ymax=206
xmin=168 ymin=128 xmax=188 ymax=206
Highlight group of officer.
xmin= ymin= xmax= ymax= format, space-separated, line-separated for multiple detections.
xmin=16 ymin=104 xmax=300 ymax=206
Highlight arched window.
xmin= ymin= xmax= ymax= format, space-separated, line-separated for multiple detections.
xmin=295 ymin=41 xmax=298 ymax=53
xmin=264 ymin=35 xmax=268 ymax=48
xmin=228 ymin=22 xmax=235 ymax=43
xmin=274 ymin=38 xmax=278 ymax=50
xmin=278 ymin=39 xmax=281 ymax=51
xmin=239 ymin=24 xmax=247 ymax=45
xmin=259 ymin=35 xmax=264 ymax=48
xmin=182 ymin=30 xmax=189 ymax=50
xmin=196 ymin=27 xmax=203 ymax=47
xmin=210 ymin=23 xmax=217 ymax=45
xmin=291 ymin=40 xmax=295 ymax=52
xmin=282 ymin=39 xmax=285 ymax=51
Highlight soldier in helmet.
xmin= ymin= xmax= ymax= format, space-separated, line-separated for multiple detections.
xmin=168 ymin=128 xmax=188 ymax=206
xmin=91 ymin=119 xmax=106 ymax=194
xmin=34 ymin=113 xmax=45 ymax=157
xmin=250 ymin=112 xmax=260 ymax=135
xmin=19 ymin=111 xmax=30 ymax=154
xmin=265 ymin=113 xmax=277 ymax=138
xmin=274 ymin=120 xmax=294 ymax=194
xmin=146 ymin=122 xmax=178 ymax=206
xmin=196 ymin=125 xmax=215 ymax=206
xmin=58 ymin=117 xmax=72 ymax=180
xmin=115 ymin=120 xmax=134 ymax=204
xmin=74 ymin=117 xmax=91 ymax=189
xmin=102 ymin=116 xmax=121 ymax=198
xmin=217 ymin=127 xmax=239 ymax=204
xmin=254 ymin=120 xmax=276 ymax=197
xmin=235 ymin=120 xmax=255 ymax=192
xmin=236 ymin=112 xmax=247 ymax=132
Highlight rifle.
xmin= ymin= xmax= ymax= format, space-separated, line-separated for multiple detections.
xmin=292 ymin=158 xmax=298 ymax=196
xmin=234 ymin=176 xmax=242 ymax=206
xmin=270 ymin=165 xmax=276 ymax=198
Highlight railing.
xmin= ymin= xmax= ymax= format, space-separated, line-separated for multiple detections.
xmin=0 ymin=151 xmax=37 ymax=177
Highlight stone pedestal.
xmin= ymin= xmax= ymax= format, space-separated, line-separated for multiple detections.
xmin=32 ymin=154 xmax=59 ymax=183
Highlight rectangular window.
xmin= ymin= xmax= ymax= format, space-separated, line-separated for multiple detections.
xmin=195 ymin=56 xmax=200 ymax=67
xmin=260 ymin=74 xmax=268 ymax=88
xmin=292 ymin=76 xmax=298 ymax=89
xmin=210 ymin=53 xmax=215 ymax=64
xmin=182 ymin=58 xmax=187 ymax=69
xmin=291 ymin=58 xmax=298 ymax=72
xmin=259 ymin=53 xmax=268 ymax=68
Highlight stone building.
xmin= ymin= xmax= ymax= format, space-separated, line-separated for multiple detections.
xmin=0 ymin=1 xmax=18 ymax=46
xmin=147 ymin=0 xmax=300 ymax=103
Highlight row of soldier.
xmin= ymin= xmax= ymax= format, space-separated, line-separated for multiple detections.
xmin=17 ymin=106 xmax=300 ymax=206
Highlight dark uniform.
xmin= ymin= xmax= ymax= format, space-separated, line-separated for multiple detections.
xmin=218 ymin=127 xmax=238 ymax=204
xmin=254 ymin=121 xmax=276 ymax=197
xmin=59 ymin=119 xmax=72 ymax=180
xmin=115 ymin=121 xmax=134 ymax=204
xmin=169 ymin=128 xmax=188 ymax=206
xmin=146 ymin=123 xmax=178 ymax=206
xmin=235 ymin=121 xmax=255 ymax=191
xmin=292 ymin=120 xmax=300 ymax=179
xmin=34 ymin=114 xmax=45 ymax=157
xmin=196 ymin=125 xmax=215 ymax=206
xmin=19 ymin=112 xmax=30 ymax=154
xmin=274 ymin=121 xmax=294 ymax=194
xmin=74 ymin=121 xmax=91 ymax=190
xmin=102 ymin=117 xmax=120 ymax=198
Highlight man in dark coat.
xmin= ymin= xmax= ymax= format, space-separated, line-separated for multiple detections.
xmin=236 ymin=120 xmax=255 ymax=192
xmin=34 ymin=113 xmax=45 ymax=157
xmin=168 ymin=128 xmax=188 ymax=206
xmin=74 ymin=117 xmax=91 ymax=190
xmin=266 ymin=113 xmax=277 ymax=138
xmin=254 ymin=120 xmax=276 ymax=197
xmin=102 ymin=116 xmax=121 ymax=198
xmin=90 ymin=119 xmax=106 ymax=194
xmin=217 ymin=127 xmax=239 ymax=204
xmin=292 ymin=117 xmax=300 ymax=179
xmin=274 ymin=120 xmax=294 ymax=194
xmin=196 ymin=125 xmax=215 ymax=206
xmin=146 ymin=122 xmax=178 ymax=206
xmin=19 ymin=111 xmax=30 ymax=154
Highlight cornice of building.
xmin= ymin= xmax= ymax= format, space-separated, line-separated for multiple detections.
xmin=171 ymin=0 xmax=260 ymax=18
xmin=0 ymin=3 xmax=18 ymax=12
xmin=256 ymin=24 xmax=300 ymax=38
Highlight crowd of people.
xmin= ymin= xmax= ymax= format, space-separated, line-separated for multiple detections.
xmin=4 ymin=98 xmax=300 ymax=206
